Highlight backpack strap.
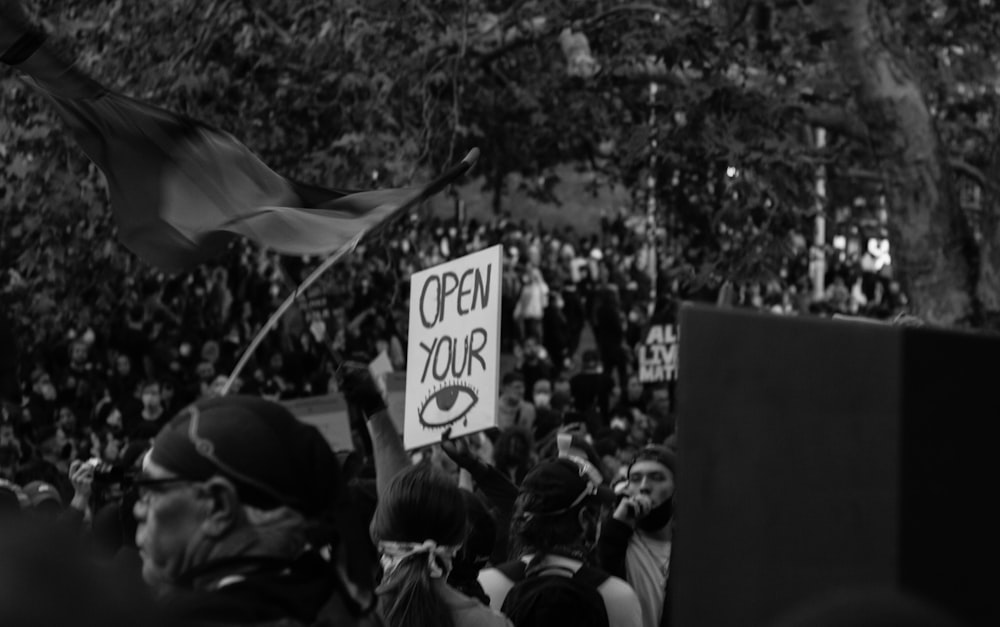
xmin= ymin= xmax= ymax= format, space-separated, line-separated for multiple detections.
xmin=572 ymin=564 xmax=611 ymax=590
xmin=525 ymin=563 xmax=578 ymax=579
xmin=495 ymin=560 xmax=528 ymax=583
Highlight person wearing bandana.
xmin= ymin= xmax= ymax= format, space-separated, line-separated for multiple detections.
xmin=373 ymin=464 xmax=511 ymax=627
xmin=599 ymin=445 xmax=676 ymax=627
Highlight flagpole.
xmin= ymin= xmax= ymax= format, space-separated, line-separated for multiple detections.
xmin=220 ymin=148 xmax=480 ymax=396
xmin=220 ymin=231 xmax=364 ymax=396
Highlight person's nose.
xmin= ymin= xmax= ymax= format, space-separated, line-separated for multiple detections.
xmin=133 ymin=495 xmax=149 ymax=522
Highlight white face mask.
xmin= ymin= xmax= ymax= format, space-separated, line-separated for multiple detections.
xmin=533 ymin=393 xmax=551 ymax=407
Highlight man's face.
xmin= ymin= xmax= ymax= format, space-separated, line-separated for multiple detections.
xmin=38 ymin=379 xmax=57 ymax=402
xmin=71 ymin=343 xmax=87 ymax=364
xmin=627 ymin=377 xmax=644 ymax=400
xmin=503 ymin=380 xmax=525 ymax=402
xmin=141 ymin=385 xmax=162 ymax=410
xmin=133 ymin=456 xmax=205 ymax=586
xmin=196 ymin=362 xmax=215 ymax=382
xmin=627 ymin=460 xmax=675 ymax=507
xmin=116 ymin=355 xmax=131 ymax=376
xmin=523 ymin=339 xmax=538 ymax=358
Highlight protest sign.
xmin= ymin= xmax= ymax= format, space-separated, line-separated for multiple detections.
xmin=283 ymin=395 xmax=354 ymax=452
xmin=403 ymin=245 xmax=502 ymax=449
xmin=638 ymin=323 xmax=679 ymax=383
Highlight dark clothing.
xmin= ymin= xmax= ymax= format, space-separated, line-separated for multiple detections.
xmin=561 ymin=290 xmax=586 ymax=356
xmin=456 ymin=457 xmax=518 ymax=564
xmin=520 ymin=357 xmax=552 ymax=396
xmin=533 ymin=407 xmax=563 ymax=443
xmin=542 ymin=306 xmax=570 ymax=375
xmin=569 ymin=372 xmax=614 ymax=421
xmin=126 ymin=411 xmax=169 ymax=442
xmin=160 ymin=554 xmax=381 ymax=627
xmin=596 ymin=518 xmax=632 ymax=581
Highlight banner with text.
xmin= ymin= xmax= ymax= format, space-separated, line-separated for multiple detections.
xmin=638 ymin=323 xmax=679 ymax=383
xmin=404 ymin=245 xmax=502 ymax=449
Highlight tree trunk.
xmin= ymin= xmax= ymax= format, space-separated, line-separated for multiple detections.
xmin=814 ymin=0 xmax=980 ymax=326
xmin=975 ymin=141 xmax=1000 ymax=328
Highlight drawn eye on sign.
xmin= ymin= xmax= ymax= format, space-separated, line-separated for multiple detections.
xmin=418 ymin=381 xmax=480 ymax=429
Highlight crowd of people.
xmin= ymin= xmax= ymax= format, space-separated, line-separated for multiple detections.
xmin=0 ymin=205 xmax=909 ymax=492
xmin=0 ymin=203 xmax=927 ymax=627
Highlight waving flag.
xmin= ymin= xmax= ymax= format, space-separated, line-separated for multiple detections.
xmin=1 ymin=3 xmax=443 ymax=274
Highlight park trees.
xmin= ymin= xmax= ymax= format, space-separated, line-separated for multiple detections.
xmin=1 ymin=0 xmax=997 ymax=326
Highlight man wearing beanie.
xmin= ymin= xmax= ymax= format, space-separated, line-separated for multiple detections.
xmin=133 ymin=395 xmax=379 ymax=626
xmin=599 ymin=445 xmax=676 ymax=627
xmin=478 ymin=457 xmax=642 ymax=627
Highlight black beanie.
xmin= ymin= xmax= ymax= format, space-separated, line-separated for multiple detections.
xmin=149 ymin=396 xmax=343 ymax=517
xmin=631 ymin=444 xmax=676 ymax=475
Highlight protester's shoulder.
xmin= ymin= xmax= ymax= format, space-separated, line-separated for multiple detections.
xmin=597 ymin=573 xmax=639 ymax=602
xmin=477 ymin=566 xmax=516 ymax=611
xmin=445 ymin=588 xmax=513 ymax=627
xmin=597 ymin=574 xmax=643 ymax=627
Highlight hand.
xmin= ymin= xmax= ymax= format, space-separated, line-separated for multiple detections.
xmin=336 ymin=361 xmax=386 ymax=418
xmin=68 ymin=459 xmax=94 ymax=501
xmin=614 ymin=493 xmax=652 ymax=523
xmin=440 ymin=428 xmax=481 ymax=472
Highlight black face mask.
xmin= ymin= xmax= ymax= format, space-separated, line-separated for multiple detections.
xmin=638 ymin=497 xmax=673 ymax=532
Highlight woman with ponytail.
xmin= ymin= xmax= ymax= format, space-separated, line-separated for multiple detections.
xmin=374 ymin=465 xmax=511 ymax=627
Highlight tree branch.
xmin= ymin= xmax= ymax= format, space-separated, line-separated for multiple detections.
xmin=795 ymin=103 xmax=869 ymax=141
xmin=477 ymin=3 xmax=675 ymax=66
xmin=949 ymin=157 xmax=998 ymax=194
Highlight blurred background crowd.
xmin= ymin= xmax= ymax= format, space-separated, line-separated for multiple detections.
xmin=0 ymin=205 xmax=910 ymax=506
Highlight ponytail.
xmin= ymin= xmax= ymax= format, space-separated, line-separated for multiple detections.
xmin=376 ymin=555 xmax=456 ymax=627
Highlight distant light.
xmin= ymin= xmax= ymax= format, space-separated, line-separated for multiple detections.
xmin=726 ymin=166 xmax=738 ymax=178
xmin=867 ymin=238 xmax=891 ymax=270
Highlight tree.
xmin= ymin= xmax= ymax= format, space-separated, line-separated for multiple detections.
xmin=3 ymin=0 xmax=998 ymax=329
xmin=811 ymin=0 xmax=999 ymax=326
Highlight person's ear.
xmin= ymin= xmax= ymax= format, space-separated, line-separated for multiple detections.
xmin=199 ymin=476 xmax=243 ymax=537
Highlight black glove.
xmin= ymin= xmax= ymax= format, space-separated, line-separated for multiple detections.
xmin=337 ymin=361 xmax=386 ymax=418
xmin=440 ymin=427 xmax=483 ymax=472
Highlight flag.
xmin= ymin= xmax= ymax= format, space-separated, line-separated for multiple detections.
xmin=1 ymin=4 xmax=416 ymax=274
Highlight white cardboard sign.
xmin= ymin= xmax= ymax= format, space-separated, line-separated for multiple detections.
xmin=404 ymin=245 xmax=502 ymax=449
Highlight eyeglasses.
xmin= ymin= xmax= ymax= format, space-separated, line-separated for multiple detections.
xmin=132 ymin=476 xmax=197 ymax=503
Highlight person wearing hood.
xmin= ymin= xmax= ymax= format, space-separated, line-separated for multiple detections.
xmin=598 ymin=445 xmax=676 ymax=627
xmin=132 ymin=395 xmax=380 ymax=626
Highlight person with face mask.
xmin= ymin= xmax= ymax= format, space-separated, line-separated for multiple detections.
xmin=598 ymin=445 xmax=676 ymax=627
xmin=133 ymin=396 xmax=380 ymax=626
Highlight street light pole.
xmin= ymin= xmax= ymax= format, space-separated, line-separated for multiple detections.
xmin=811 ymin=127 xmax=828 ymax=301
